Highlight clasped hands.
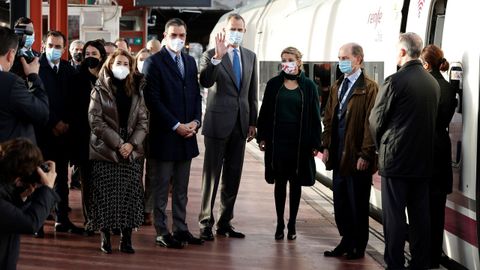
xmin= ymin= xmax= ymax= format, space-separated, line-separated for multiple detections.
xmin=119 ymin=143 xmax=133 ymax=159
xmin=176 ymin=121 xmax=198 ymax=138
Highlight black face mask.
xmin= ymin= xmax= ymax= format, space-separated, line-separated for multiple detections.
xmin=83 ymin=57 xmax=100 ymax=69
xmin=73 ymin=52 xmax=83 ymax=62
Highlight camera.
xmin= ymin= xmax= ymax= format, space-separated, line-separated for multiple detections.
xmin=13 ymin=24 xmax=37 ymax=63
xmin=22 ymin=162 xmax=50 ymax=185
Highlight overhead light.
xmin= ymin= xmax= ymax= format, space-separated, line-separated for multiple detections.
xmin=179 ymin=9 xmax=202 ymax=14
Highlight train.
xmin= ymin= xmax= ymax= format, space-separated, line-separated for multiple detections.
xmin=208 ymin=0 xmax=479 ymax=269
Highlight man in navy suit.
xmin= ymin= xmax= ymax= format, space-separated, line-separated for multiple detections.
xmin=143 ymin=18 xmax=203 ymax=249
xmin=37 ymin=31 xmax=83 ymax=236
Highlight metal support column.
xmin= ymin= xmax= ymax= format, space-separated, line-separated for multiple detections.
xmin=30 ymin=0 xmax=42 ymax=52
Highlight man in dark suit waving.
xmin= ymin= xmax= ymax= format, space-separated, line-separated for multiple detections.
xmin=144 ymin=18 xmax=203 ymax=249
xmin=198 ymin=13 xmax=258 ymax=240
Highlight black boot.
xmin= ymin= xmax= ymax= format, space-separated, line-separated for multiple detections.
xmin=100 ymin=229 xmax=112 ymax=254
xmin=120 ymin=228 xmax=135 ymax=254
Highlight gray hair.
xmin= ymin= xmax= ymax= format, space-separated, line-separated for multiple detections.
xmin=398 ymin=32 xmax=423 ymax=58
xmin=69 ymin=39 xmax=85 ymax=52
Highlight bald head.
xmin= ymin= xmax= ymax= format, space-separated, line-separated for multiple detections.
xmin=146 ymin=39 xmax=161 ymax=53
xmin=338 ymin=42 xmax=364 ymax=75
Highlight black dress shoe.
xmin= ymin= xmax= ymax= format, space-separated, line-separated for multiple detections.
xmin=174 ymin=231 xmax=204 ymax=245
xmin=216 ymin=227 xmax=245 ymax=238
xmin=324 ymin=247 xmax=347 ymax=257
xmin=155 ymin=234 xmax=184 ymax=249
xmin=33 ymin=226 xmax=45 ymax=238
xmin=346 ymin=250 xmax=365 ymax=260
xmin=55 ymin=221 xmax=85 ymax=235
xmin=200 ymin=227 xmax=214 ymax=241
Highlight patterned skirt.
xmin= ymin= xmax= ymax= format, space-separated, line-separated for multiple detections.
xmin=86 ymin=157 xmax=144 ymax=231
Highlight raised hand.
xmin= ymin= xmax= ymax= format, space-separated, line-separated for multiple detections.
xmin=214 ymin=32 xmax=228 ymax=60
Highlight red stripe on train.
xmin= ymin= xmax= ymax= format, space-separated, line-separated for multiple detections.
xmin=444 ymin=207 xmax=478 ymax=247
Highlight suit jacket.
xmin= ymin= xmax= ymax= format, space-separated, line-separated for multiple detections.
xmin=199 ymin=47 xmax=258 ymax=139
xmin=0 ymin=71 xmax=49 ymax=143
xmin=37 ymin=54 xmax=75 ymax=159
xmin=143 ymin=47 xmax=202 ymax=161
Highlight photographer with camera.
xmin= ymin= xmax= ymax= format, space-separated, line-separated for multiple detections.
xmin=11 ymin=17 xmax=39 ymax=79
xmin=0 ymin=26 xmax=49 ymax=144
xmin=0 ymin=138 xmax=59 ymax=270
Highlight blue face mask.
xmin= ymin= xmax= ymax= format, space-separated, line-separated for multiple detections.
xmin=24 ymin=34 xmax=34 ymax=48
xmin=46 ymin=47 xmax=63 ymax=62
xmin=339 ymin=60 xmax=353 ymax=74
xmin=228 ymin=31 xmax=244 ymax=46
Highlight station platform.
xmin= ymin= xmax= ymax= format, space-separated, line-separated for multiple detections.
xmin=17 ymin=135 xmax=386 ymax=270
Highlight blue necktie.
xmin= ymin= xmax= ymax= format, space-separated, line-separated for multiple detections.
xmin=175 ymin=55 xmax=184 ymax=78
xmin=232 ymin=48 xmax=241 ymax=90
xmin=339 ymin=77 xmax=350 ymax=101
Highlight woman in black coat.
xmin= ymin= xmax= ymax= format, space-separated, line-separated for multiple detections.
xmin=257 ymin=47 xmax=322 ymax=240
xmin=420 ymin=44 xmax=457 ymax=268
xmin=67 ymin=40 xmax=107 ymax=233
xmin=0 ymin=138 xmax=58 ymax=270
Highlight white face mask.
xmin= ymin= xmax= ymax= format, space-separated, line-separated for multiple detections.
xmin=137 ymin=60 xmax=145 ymax=73
xmin=281 ymin=61 xmax=297 ymax=74
xmin=111 ymin=65 xmax=130 ymax=80
xmin=227 ymin=31 xmax=244 ymax=46
xmin=169 ymin=38 xmax=185 ymax=53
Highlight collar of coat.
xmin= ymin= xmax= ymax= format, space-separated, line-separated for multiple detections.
xmin=269 ymin=70 xmax=309 ymax=91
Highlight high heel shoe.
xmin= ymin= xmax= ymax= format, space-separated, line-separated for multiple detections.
xmin=287 ymin=222 xmax=296 ymax=240
xmin=275 ymin=223 xmax=285 ymax=240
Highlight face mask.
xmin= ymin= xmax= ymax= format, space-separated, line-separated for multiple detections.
xmin=169 ymin=38 xmax=185 ymax=53
xmin=281 ymin=61 xmax=297 ymax=75
xmin=84 ymin=57 xmax=100 ymax=69
xmin=137 ymin=60 xmax=145 ymax=73
xmin=24 ymin=34 xmax=35 ymax=48
xmin=46 ymin=47 xmax=63 ymax=62
xmin=73 ymin=52 xmax=83 ymax=62
xmin=227 ymin=31 xmax=244 ymax=46
xmin=111 ymin=65 xmax=130 ymax=80
xmin=339 ymin=60 xmax=353 ymax=74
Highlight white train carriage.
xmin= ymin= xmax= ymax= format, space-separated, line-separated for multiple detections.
xmin=208 ymin=0 xmax=480 ymax=268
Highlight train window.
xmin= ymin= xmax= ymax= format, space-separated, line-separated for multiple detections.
xmin=427 ymin=0 xmax=447 ymax=46
xmin=258 ymin=61 xmax=281 ymax=101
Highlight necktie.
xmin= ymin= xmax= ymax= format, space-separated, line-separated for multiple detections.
xmin=53 ymin=65 xmax=58 ymax=74
xmin=232 ymin=48 xmax=241 ymax=90
xmin=339 ymin=77 xmax=350 ymax=101
xmin=175 ymin=55 xmax=184 ymax=78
